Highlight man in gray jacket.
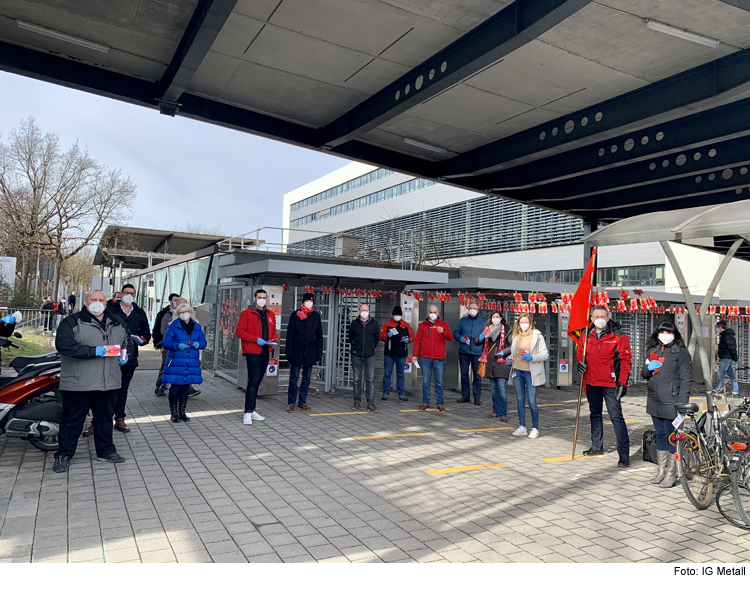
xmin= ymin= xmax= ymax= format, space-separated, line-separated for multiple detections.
xmin=53 ymin=290 xmax=131 ymax=473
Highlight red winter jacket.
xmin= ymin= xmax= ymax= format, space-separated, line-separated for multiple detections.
xmin=576 ymin=320 xmax=632 ymax=388
xmin=413 ymin=318 xmax=453 ymax=360
xmin=235 ymin=307 xmax=278 ymax=355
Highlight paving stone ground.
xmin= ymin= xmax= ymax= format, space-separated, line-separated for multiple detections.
xmin=1 ymin=348 xmax=749 ymax=564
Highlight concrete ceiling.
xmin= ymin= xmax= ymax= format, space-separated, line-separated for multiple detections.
xmin=3 ymin=0 xmax=750 ymax=221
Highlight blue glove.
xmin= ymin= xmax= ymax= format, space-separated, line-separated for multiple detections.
xmin=520 ymin=353 xmax=534 ymax=361
xmin=178 ymin=343 xmax=189 ymax=350
xmin=401 ymin=336 xmax=409 ymax=343
xmin=461 ymin=336 xmax=470 ymax=344
xmin=192 ymin=342 xmax=200 ymax=349
xmin=132 ymin=335 xmax=145 ymax=345
xmin=257 ymin=338 xmax=266 ymax=346
xmin=647 ymin=360 xmax=662 ymax=371
xmin=497 ymin=350 xmax=505 ymax=357
xmin=388 ymin=328 xmax=398 ymax=337
xmin=1 ymin=314 xmax=16 ymax=324
xmin=95 ymin=346 xmax=107 ymax=357
xmin=479 ymin=333 xmax=487 ymax=341
xmin=118 ymin=357 xmax=128 ymax=366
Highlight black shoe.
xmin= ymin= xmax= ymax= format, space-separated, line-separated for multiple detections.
xmin=618 ymin=458 xmax=630 ymax=469
xmin=457 ymin=398 xmax=471 ymax=403
xmin=187 ymin=387 xmax=201 ymax=397
xmin=399 ymin=396 xmax=408 ymax=402
xmin=381 ymin=395 xmax=389 ymax=401
xmin=474 ymin=400 xmax=481 ymax=406
xmin=582 ymin=448 xmax=605 ymax=456
xmin=96 ymin=452 xmax=126 ymax=464
xmin=53 ymin=455 xmax=70 ymax=473
xmin=155 ymin=388 xmax=167 ymax=397
xmin=178 ymin=402 xmax=191 ymax=423
xmin=170 ymin=404 xmax=181 ymax=423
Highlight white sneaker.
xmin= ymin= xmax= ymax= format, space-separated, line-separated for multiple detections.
xmin=250 ymin=411 xmax=265 ymax=421
xmin=528 ymin=428 xmax=540 ymax=439
xmin=512 ymin=426 xmax=527 ymax=436
xmin=243 ymin=413 xmax=253 ymax=425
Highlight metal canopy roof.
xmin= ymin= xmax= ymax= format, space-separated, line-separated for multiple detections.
xmin=582 ymin=199 xmax=750 ymax=261
xmin=4 ymin=1 xmax=750 ymax=221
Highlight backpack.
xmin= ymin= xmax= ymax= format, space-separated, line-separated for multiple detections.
xmin=642 ymin=430 xmax=657 ymax=464
xmin=152 ymin=306 xmax=171 ymax=347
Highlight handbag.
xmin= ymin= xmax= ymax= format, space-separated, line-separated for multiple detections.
xmin=477 ymin=362 xmax=486 ymax=378
xmin=642 ymin=430 xmax=658 ymax=464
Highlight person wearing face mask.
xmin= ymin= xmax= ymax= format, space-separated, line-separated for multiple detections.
xmin=576 ymin=305 xmax=633 ymax=468
xmin=285 ymin=293 xmax=324 ymax=412
xmin=108 ymin=283 xmax=151 ymax=434
xmin=414 ymin=304 xmax=454 ymax=412
xmin=107 ymin=292 xmax=123 ymax=309
xmin=52 ymin=290 xmax=131 ymax=473
xmin=380 ymin=305 xmax=415 ymax=402
xmin=162 ymin=303 xmax=207 ymax=424
xmin=504 ymin=314 xmax=549 ymax=438
xmin=453 ymin=301 xmax=485 ymax=405
xmin=235 ymin=290 xmax=278 ymax=425
xmin=641 ymin=321 xmax=692 ymax=488
xmin=348 ymin=303 xmax=381 ymax=412
xmin=475 ymin=312 xmax=512 ymax=420
xmin=153 ymin=293 xmax=181 ymax=397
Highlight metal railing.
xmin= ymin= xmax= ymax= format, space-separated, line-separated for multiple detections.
xmin=217 ymin=226 xmax=339 ymax=258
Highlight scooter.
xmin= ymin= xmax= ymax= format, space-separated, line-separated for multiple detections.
xmin=0 ymin=333 xmax=62 ymax=452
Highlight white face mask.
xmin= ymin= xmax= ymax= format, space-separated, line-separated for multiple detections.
xmin=593 ymin=318 xmax=608 ymax=329
xmin=468 ymin=309 xmax=478 ymax=317
xmin=121 ymin=294 xmax=134 ymax=306
xmin=393 ymin=315 xmax=402 ymax=322
xmin=256 ymin=298 xmax=267 ymax=308
xmin=519 ymin=323 xmax=530 ymax=332
xmin=492 ymin=318 xmax=501 ymax=326
xmin=88 ymin=301 xmax=105 ymax=315
xmin=360 ymin=311 xmax=369 ymax=319
xmin=179 ymin=312 xmax=191 ymax=322
xmin=658 ymin=333 xmax=674 ymax=345
xmin=304 ymin=300 xmax=313 ymax=309
xmin=428 ymin=313 xmax=438 ymax=322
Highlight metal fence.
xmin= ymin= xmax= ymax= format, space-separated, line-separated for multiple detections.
xmin=0 ymin=307 xmax=64 ymax=334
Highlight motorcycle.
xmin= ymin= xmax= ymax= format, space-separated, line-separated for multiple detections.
xmin=0 ymin=333 xmax=62 ymax=452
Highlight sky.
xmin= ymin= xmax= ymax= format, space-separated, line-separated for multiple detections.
xmin=0 ymin=71 xmax=348 ymax=240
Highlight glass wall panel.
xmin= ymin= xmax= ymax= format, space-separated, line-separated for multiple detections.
xmin=154 ymin=269 xmax=167 ymax=312
xmin=187 ymin=257 xmax=211 ymax=305
xmin=168 ymin=264 xmax=186 ymax=300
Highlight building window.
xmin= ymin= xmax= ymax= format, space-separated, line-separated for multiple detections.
xmin=524 ymin=265 xmax=666 ymax=287
xmin=290 ymin=168 xmax=394 ymax=213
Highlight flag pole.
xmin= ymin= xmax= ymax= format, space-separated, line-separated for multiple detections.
xmin=571 ymin=311 xmax=591 ymax=460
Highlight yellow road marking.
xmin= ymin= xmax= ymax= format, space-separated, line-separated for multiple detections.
xmin=457 ymin=427 xmax=515 ymax=433
xmin=538 ymin=404 xmax=563 ymax=407
xmin=425 ymin=463 xmax=505 ymax=475
xmin=356 ymin=433 xmax=425 ymax=440
xmin=542 ymin=454 xmax=607 ymax=463
xmin=400 ymin=408 xmax=451 ymax=412
xmin=310 ymin=411 xmax=368 ymax=416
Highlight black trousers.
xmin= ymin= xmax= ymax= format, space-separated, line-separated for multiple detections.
xmin=244 ymin=352 xmax=269 ymax=413
xmin=115 ymin=365 xmax=136 ymax=420
xmin=169 ymin=384 xmax=190 ymax=406
xmin=56 ymin=389 xmax=118 ymax=459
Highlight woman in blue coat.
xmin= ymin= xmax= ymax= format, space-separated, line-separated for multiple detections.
xmin=162 ymin=303 xmax=207 ymax=423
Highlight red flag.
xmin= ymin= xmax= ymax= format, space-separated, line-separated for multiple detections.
xmin=567 ymin=249 xmax=597 ymax=346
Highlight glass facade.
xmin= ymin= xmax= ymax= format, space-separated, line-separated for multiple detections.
xmin=525 ymin=265 xmax=666 ymax=287
xmin=290 ymin=168 xmax=393 ymax=213
xmin=187 ymin=257 xmax=211 ymax=304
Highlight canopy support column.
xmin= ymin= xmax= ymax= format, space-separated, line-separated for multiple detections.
xmin=659 ymin=241 xmax=713 ymax=409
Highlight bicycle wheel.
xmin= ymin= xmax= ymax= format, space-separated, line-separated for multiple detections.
xmin=679 ymin=433 xmax=714 ymax=509
xmin=730 ymin=452 xmax=750 ymax=526
xmin=716 ymin=483 xmax=750 ymax=530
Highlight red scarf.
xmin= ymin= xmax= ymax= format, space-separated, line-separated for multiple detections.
xmin=296 ymin=303 xmax=313 ymax=320
xmin=480 ymin=324 xmax=505 ymax=361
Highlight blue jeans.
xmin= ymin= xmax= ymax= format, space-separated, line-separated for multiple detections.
xmin=459 ymin=353 xmax=482 ymax=400
xmin=490 ymin=377 xmax=508 ymax=417
xmin=421 ymin=358 xmax=445 ymax=406
xmin=652 ymin=415 xmax=676 ymax=453
xmin=513 ymin=370 xmax=538 ymax=429
xmin=383 ymin=356 xmax=406 ymax=397
xmin=586 ymin=385 xmax=630 ymax=460
xmin=714 ymin=358 xmax=739 ymax=393
xmin=288 ymin=364 xmax=313 ymax=405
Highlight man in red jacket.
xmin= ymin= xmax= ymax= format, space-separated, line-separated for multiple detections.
xmin=235 ymin=289 xmax=278 ymax=426
xmin=414 ymin=304 xmax=453 ymax=413
xmin=576 ymin=305 xmax=633 ymax=468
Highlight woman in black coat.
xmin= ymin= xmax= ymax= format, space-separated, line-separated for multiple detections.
xmin=474 ymin=311 xmax=513 ymax=420
xmin=641 ymin=321 xmax=692 ymax=489
xmin=285 ymin=293 xmax=324 ymax=412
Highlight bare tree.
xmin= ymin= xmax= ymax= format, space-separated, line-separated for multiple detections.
xmin=175 ymin=222 xmax=223 ymax=235
xmin=60 ymin=248 xmax=95 ymax=293
xmin=0 ymin=117 xmax=136 ymax=300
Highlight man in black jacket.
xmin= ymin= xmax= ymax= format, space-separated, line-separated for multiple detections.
xmin=348 ymin=303 xmax=380 ymax=412
xmin=67 ymin=290 xmax=77 ymax=315
xmin=285 ymin=293 xmax=324 ymax=412
xmin=713 ymin=320 xmax=740 ymax=395
xmin=108 ymin=283 xmax=151 ymax=433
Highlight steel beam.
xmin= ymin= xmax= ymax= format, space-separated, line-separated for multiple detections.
xmin=462 ymin=98 xmax=750 ymax=191
xmin=329 ymin=140 xmax=439 ymax=179
xmin=157 ymin=0 xmax=238 ymax=106
xmin=318 ymin=0 xmax=593 ymax=148
xmin=439 ymin=47 xmax=750 ymax=178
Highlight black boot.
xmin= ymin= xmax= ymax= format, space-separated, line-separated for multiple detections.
xmin=170 ymin=404 xmax=181 ymax=423
xmin=179 ymin=391 xmax=191 ymax=423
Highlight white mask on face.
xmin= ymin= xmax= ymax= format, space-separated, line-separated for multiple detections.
xmin=360 ymin=311 xmax=369 ymax=319
xmin=179 ymin=312 xmax=191 ymax=322
xmin=519 ymin=322 xmax=530 ymax=332
xmin=593 ymin=318 xmax=608 ymax=329
xmin=121 ymin=294 xmax=134 ymax=306
xmin=256 ymin=298 xmax=267 ymax=308
xmin=428 ymin=313 xmax=438 ymax=322
xmin=304 ymin=301 xmax=313 ymax=309
xmin=393 ymin=315 xmax=402 ymax=322
xmin=468 ymin=309 xmax=478 ymax=317
xmin=492 ymin=317 xmax=501 ymax=326
xmin=88 ymin=301 xmax=105 ymax=315
xmin=658 ymin=333 xmax=674 ymax=345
